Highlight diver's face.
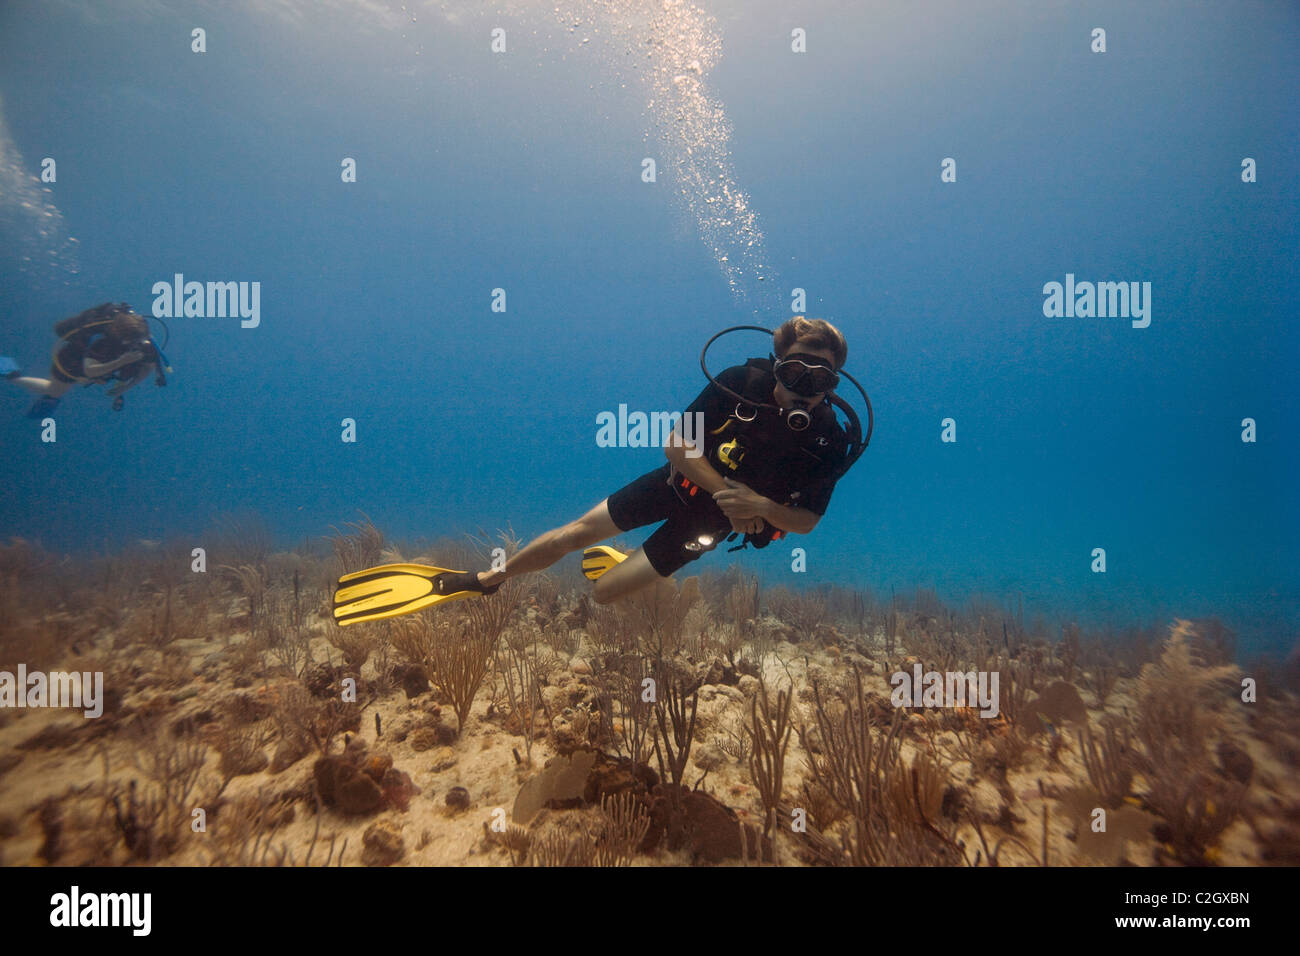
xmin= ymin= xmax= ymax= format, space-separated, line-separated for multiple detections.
xmin=773 ymin=344 xmax=837 ymax=409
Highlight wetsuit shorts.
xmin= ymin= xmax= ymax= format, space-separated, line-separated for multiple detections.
xmin=606 ymin=464 xmax=733 ymax=577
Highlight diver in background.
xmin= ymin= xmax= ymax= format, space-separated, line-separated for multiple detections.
xmin=1 ymin=302 xmax=168 ymax=417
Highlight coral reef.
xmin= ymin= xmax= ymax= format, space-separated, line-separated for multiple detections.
xmin=0 ymin=522 xmax=1292 ymax=869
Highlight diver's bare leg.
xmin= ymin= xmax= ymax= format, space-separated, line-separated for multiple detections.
xmin=477 ymin=499 xmax=621 ymax=586
xmin=589 ymin=548 xmax=664 ymax=604
xmin=9 ymin=377 xmax=71 ymax=398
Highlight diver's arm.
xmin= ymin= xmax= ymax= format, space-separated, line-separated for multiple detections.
xmin=668 ymin=447 xmax=763 ymax=535
xmin=664 ymin=425 xmax=729 ymax=495
xmin=667 ymin=416 xmax=804 ymax=530
xmin=105 ymin=363 xmax=153 ymax=397
xmin=83 ymin=350 xmax=144 ymax=379
xmin=757 ymin=500 xmax=821 ymax=536
xmin=712 ymin=477 xmax=820 ymax=535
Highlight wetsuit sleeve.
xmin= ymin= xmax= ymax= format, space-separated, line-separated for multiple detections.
xmin=800 ymin=436 xmax=849 ymax=515
xmin=802 ymin=478 xmax=838 ymax=516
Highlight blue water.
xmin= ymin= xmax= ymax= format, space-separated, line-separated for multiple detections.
xmin=1 ymin=0 xmax=1296 ymax=657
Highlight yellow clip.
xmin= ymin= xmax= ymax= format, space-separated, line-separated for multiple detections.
xmin=717 ymin=439 xmax=745 ymax=471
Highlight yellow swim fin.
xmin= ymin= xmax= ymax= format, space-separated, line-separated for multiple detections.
xmin=581 ymin=545 xmax=627 ymax=581
xmin=333 ymin=563 xmax=487 ymax=626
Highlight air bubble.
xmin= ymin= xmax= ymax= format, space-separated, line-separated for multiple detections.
xmin=554 ymin=0 xmax=774 ymax=311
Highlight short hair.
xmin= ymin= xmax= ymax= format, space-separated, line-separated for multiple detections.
xmin=774 ymin=317 xmax=847 ymax=371
xmin=109 ymin=312 xmax=148 ymax=342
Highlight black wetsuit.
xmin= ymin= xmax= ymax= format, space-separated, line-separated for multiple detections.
xmin=52 ymin=330 xmax=137 ymax=383
xmin=606 ymin=359 xmax=849 ymax=576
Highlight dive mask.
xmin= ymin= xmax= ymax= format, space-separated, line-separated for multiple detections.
xmin=774 ymin=353 xmax=839 ymax=396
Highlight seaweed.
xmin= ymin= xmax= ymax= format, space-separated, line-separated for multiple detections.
xmin=266 ymin=593 xmax=314 ymax=679
xmin=626 ymin=575 xmax=701 ymax=661
xmin=585 ymin=597 xmax=632 ymax=658
xmin=1083 ymin=657 xmax=1120 ymax=708
xmin=213 ymin=717 xmax=273 ymax=781
xmin=208 ymin=510 xmax=274 ymax=568
xmin=650 ymin=664 xmax=701 ymax=793
xmin=272 ymin=681 xmax=365 ymax=755
xmin=967 ymin=799 xmax=1048 ymax=867
xmin=203 ymin=787 xmax=346 ymax=867
xmin=221 ymin=563 xmax=267 ymax=625
xmin=486 ymin=821 xmax=532 ymax=865
xmin=329 ymin=514 xmax=384 ymax=575
xmin=1186 ymin=617 xmax=1237 ymax=667
xmin=801 ymin=668 xmax=963 ymax=866
xmin=1057 ymin=623 xmax=1080 ymax=682
xmin=996 ymin=656 xmax=1038 ymax=729
xmin=714 ymin=713 xmax=752 ymax=765
xmin=681 ymin=602 xmax=720 ymax=661
xmin=593 ymin=655 xmax=654 ymax=765
xmin=529 ymin=825 xmax=596 ymax=867
xmin=798 ymin=780 xmax=846 ymax=833
xmin=109 ymin=715 xmax=214 ymax=861
xmin=595 ymin=791 xmax=651 ymax=867
xmin=428 ymin=612 xmax=496 ymax=734
xmin=767 ymin=585 xmax=829 ymax=644
xmin=495 ymin=624 xmax=548 ymax=766
xmin=745 ymin=678 xmax=794 ymax=844
xmin=326 ymin=624 xmax=377 ymax=673
xmin=1077 ymin=715 xmax=1134 ymax=809
xmin=845 ymin=587 xmax=876 ymax=638
xmin=1135 ymin=621 xmax=1232 ymax=770
xmin=1132 ymin=621 xmax=1245 ymax=864
xmin=386 ymin=612 xmax=441 ymax=670
xmin=1145 ymin=771 xmax=1245 ymax=865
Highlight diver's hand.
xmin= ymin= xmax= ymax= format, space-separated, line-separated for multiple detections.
xmin=713 ymin=478 xmax=769 ymax=521
xmin=117 ymin=351 xmax=144 ymax=366
xmin=729 ymin=516 xmax=764 ymax=536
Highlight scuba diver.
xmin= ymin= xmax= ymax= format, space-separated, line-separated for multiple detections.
xmin=1 ymin=302 xmax=170 ymax=418
xmin=333 ymin=317 xmax=872 ymax=626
